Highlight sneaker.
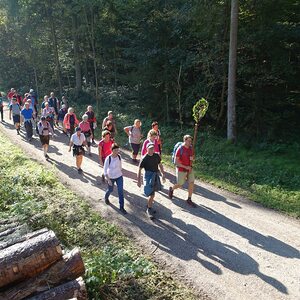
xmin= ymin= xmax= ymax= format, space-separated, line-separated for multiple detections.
xmin=168 ymin=187 xmax=173 ymax=199
xmin=119 ymin=207 xmax=127 ymax=214
xmin=78 ymin=168 xmax=83 ymax=174
xmin=17 ymin=130 xmax=20 ymax=135
xmin=146 ymin=208 xmax=154 ymax=219
xmin=105 ymin=198 xmax=110 ymax=205
xmin=44 ymin=154 xmax=50 ymax=159
xmin=102 ymin=174 xmax=105 ymax=183
xmin=186 ymin=199 xmax=196 ymax=208
xmin=146 ymin=206 xmax=156 ymax=214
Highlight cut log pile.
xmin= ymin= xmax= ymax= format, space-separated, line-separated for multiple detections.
xmin=0 ymin=220 xmax=87 ymax=300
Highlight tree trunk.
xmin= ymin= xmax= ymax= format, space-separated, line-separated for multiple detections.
xmin=27 ymin=277 xmax=87 ymax=300
xmin=0 ymin=249 xmax=85 ymax=300
xmin=0 ymin=230 xmax=62 ymax=288
xmin=72 ymin=14 xmax=82 ymax=96
xmin=84 ymin=6 xmax=100 ymax=113
xmin=217 ymin=0 xmax=230 ymax=129
xmin=49 ymin=0 xmax=63 ymax=97
xmin=227 ymin=0 xmax=238 ymax=143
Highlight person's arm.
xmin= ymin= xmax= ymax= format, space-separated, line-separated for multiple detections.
xmin=102 ymin=118 xmax=106 ymax=129
xmin=103 ymin=157 xmax=112 ymax=185
xmin=82 ymin=135 xmax=87 ymax=146
xmin=137 ymin=167 xmax=142 ymax=187
xmin=48 ymin=122 xmax=54 ymax=136
xmin=158 ymin=162 xmax=166 ymax=183
xmin=124 ymin=126 xmax=130 ymax=136
xmin=68 ymin=138 xmax=73 ymax=152
xmin=98 ymin=144 xmax=103 ymax=166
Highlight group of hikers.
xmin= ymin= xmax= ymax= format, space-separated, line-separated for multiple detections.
xmin=0 ymin=88 xmax=197 ymax=219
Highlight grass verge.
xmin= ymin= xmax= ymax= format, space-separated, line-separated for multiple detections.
xmin=0 ymin=131 xmax=198 ymax=300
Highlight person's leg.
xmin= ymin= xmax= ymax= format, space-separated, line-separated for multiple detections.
xmin=28 ymin=122 xmax=33 ymax=139
xmin=116 ymin=176 xmax=124 ymax=209
xmin=87 ymin=136 xmax=91 ymax=155
xmin=0 ymin=106 xmax=3 ymax=121
xmin=105 ymin=179 xmax=115 ymax=203
xmin=25 ymin=121 xmax=30 ymax=140
xmin=168 ymin=171 xmax=184 ymax=199
xmin=188 ymin=181 xmax=194 ymax=198
xmin=148 ymin=194 xmax=155 ymax=208
xmin=76 ymin=155 xmax=83 ymax=169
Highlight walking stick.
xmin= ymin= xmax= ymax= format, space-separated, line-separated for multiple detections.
xmin=191 ymin=98 xmax=209 ymax=164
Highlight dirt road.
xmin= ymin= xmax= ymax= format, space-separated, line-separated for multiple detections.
xmin=1 ymin=108 xmax=299 ymax=300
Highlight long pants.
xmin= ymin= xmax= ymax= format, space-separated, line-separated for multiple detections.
xmin=105 ymin=176 xmax=124 ymax=208
xmin=24 ymin=120 xmax=33 ymax=140
xmin=0 ymin=106 xmax=3 ymax=121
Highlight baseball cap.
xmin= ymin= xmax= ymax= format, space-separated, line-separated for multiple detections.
xmin=75 ymin=127 xmax=81 ymax=132
xmin=147 ymin=143 xmax=155 ymax=149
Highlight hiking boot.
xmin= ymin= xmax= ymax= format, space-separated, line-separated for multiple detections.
xmin=78 ymin=168 xmax=83 ymax=174
xmin=186 ymin=199 xmax=196 ymax=208
xmin=119 ymin=207 xmax=127 ymax=214
xmin=44 ymin=154 xmax=50 ymax=159
xmin=105 ymin=198 xmax=110 ymax=205
xmin=168 ymin=187 xmax=174 ymax=199
xmin=146 ymin=206 xmax=156 ymax=214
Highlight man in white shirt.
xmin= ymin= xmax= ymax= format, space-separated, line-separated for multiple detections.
xmin=103 ymin=143 xmax=127 ymax=214
xmin=68 ymin=127 xmax=86 ymax=173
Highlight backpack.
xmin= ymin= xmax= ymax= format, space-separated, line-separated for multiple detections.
xmin=172 ymin=142 xmax=184 ymax=164
xmin=108 ymin=154 xmax=121 ymax=165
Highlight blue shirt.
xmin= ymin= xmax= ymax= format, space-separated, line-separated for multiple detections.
xmin=21 ymin=108 xmax=33 ymax=120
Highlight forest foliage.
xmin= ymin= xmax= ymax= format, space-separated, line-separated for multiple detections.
xmin=0 ymin=0 xmax=299 ymax=141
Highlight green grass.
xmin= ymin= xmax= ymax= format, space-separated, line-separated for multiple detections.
xmin=0 ymin=132 xmax=198 ymax=300
xmin=162 ymin=131 xmax=300 ymax=218
xmin=71 ymin=88 xmax=300 ymax=218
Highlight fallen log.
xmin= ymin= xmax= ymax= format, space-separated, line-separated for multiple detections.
xmin=0 ymin=230 xmax=62 ymax=289
xmin=0 ymin=228 xmax=49 ymax=251
xmin=0 ymin=224 xmax=29 ymax=243
xmin=0 ymin=248 xmax=85 ymax=300
xmin=27 ymin=277 xmax=87 ymax=300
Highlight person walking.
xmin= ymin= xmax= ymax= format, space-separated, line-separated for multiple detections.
xmin=168 ymin=135 xmax=196 ymax=207
xmin=137 ymin=143 xmax=165 ymax=219
xmin=42 ymin=102 xmax=55 ymax=130
xmin=103 ymin=143 xmax=127 ymax=214
xmin=9 ymin=97 xmax=21 ymax=134
xmin=98 ymin=130 xmax=114 ymax=182
xmin=141 ymin=129 xmax=160 ymax=157
xmin=102 ymin=111 xmax=117 ymax=138
xmin=68 ymin=127 xmax=86 ymax=174
xmin=152 ymin=121 xmax=163 ymax=155
xmin=124 ymin=119 xmax=142 ymax=162
xmin=63 ymin=107 xmax=79 ymax=139
xmin=21 ymin=101 xmax=34 ymax=141
xmin=38 ymin=116 xmax=54 ymax=159
xmin=57 ymin=104 xmax=68 ymax=131
xmin=79 ymin=114 xmax=93 ymax=156
xmin=85 ymin=105 xmax=97 ymax=144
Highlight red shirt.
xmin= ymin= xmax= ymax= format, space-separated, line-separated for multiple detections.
xmin=176 ymin=145 xmax=193 ymax=172
xmin=99 ymin=139 xmax=113 ymax=160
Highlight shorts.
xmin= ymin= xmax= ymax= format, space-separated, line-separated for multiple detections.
xmin=13 ymin=115 xmax=20 ymax=124
xmin=176 ymin=169 xmax=195 ymax=186
xmin=73 ymin=145 xmax=85 ymax=157
xmin=131 ymin=143 xmax=140 ymax=155
xmin=39 ymin=135 xmax=50 ymax=145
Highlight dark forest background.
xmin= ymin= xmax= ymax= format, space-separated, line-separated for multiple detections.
xmin=0 ymin=0 xmax=299 ymax=142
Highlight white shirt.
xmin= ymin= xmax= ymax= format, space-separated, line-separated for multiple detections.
xmin=104 ymin=155 xmax=122 ymax=179
xmin=71 ymin=133 xmax=85 ymax=146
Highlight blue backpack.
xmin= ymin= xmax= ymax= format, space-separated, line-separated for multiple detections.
xmin=172 ymin=142 xmax=184 ymax=164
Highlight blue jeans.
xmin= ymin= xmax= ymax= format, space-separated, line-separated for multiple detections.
xmin=105 ymin=176 xmax=124 ymax=208
xmin=24 ymin=120 xmax=33 ymax=139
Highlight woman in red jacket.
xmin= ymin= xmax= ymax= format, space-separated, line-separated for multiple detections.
xmin=63 ymin=107 xmax=79 ymax=139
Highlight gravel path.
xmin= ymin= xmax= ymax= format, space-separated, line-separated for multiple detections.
xmin=1 ymin=108 xmax=299 ymax=300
